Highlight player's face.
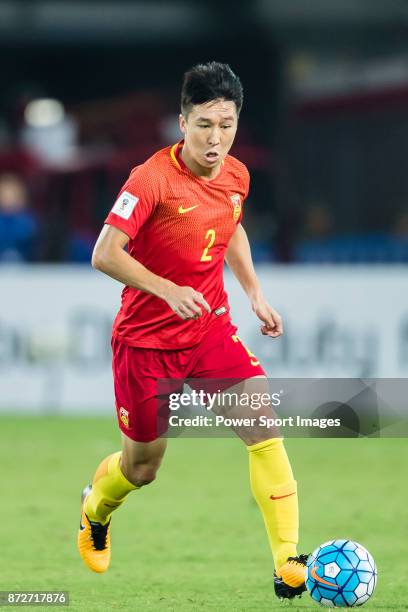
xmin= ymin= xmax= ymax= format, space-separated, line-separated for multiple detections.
xmin=179 ymin=99 xmax=238 ymax=177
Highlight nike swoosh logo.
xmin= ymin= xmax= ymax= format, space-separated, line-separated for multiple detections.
xmin=178 ymin=205 xmax=199 ymax=214
xmin=79 ymin=519 xmax=86 ymax=531
xmin=310 ymin=564 xmax=339 ymax=588
xmin=270 ymin=492 xmax=296 ymax=500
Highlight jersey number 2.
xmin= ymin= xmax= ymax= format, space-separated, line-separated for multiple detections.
xmin=200 ymin=229 xmax=216 ymax=262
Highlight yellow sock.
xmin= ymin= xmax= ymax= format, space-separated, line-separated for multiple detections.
xmin=85 ymin=451 xmax=137 ymax=525
xmin=247 ymin=438 xmax=298 ymax=570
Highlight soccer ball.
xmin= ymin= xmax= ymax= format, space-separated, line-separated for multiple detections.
xmin=305 ymin=539 xmax=377 ymax=607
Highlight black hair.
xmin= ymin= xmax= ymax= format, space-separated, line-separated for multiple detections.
xmin=181 ymin=61 xmax=243 ymax=117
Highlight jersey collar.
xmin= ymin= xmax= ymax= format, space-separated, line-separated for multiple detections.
xmin=170 ymin=140 xmax=186 ymax=171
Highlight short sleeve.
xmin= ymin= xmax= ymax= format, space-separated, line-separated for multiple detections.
xmin=105 ymin=163 xmax=161 ymax=239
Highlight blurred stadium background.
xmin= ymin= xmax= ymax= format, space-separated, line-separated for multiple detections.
xmin=1 ymin=0 xmax=408 ymax=411
xmin=1 ymin=2 xmax=408 ymax=610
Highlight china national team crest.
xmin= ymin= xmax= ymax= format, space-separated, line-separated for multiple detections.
xmin=119 ymin=406 xmax=130 ymax=429
xmin=230 ymin=194 xmax=242 ymax=222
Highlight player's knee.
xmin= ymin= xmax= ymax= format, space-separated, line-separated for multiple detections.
xmin=122 ymin=462 xmax=159 ymax=487
xmin=242 ymin=431 xmax=274 ymax=446
xmin=133 ymin=475 xmax=156 ymax=487
xmin=132 ymin=470 xmax=157 ymax=487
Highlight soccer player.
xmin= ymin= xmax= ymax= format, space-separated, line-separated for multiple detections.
xmin=77 ymin=62 xmax=307 ymax=600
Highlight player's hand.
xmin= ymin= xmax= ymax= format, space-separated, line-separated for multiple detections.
xmin=163 ymin=285 xmax=211 ymax=320
xmin=251 ymin=294 xmax=283 ymax=338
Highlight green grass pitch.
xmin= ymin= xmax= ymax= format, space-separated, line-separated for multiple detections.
xmin=1 ymin=416 xmax=407 ymax=611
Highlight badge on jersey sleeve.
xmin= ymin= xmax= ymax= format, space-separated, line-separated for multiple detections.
xmin=230 ymin=194 xmax=242 ymax=222
xmin=111 ymin=191 xmax=139 ymax=220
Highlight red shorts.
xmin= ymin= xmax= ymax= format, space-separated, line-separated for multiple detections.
xmin=111 ymin=322 xmax=266 ymax=442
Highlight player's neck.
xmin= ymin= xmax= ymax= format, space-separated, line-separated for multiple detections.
xmin=180 ymin=145 xmax=221 ymax=181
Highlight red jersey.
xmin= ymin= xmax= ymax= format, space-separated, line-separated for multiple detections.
xmin=105 ymin=141 xmax=249 ymax=349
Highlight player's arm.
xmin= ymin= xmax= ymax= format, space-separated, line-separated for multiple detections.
xmin=225 ymin=223 xmax=283 ymax=337
xmin=92 ymin=224 xmax=210 ymax=320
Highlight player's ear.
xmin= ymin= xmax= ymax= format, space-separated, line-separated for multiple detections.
xmin=179 ymin=113 xmax=186 ymax=135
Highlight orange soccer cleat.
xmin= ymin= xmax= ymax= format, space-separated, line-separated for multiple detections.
xmin=274 ymin=554 xmax=309 ymax=599
xmin=77 ymin=485 xmax=111 ymax=573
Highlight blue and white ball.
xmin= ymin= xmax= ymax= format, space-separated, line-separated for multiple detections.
xmin=305 ymin=539 xmax=377 ymax=607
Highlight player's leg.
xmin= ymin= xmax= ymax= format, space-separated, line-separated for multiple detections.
xmin=239 ymin=379 xmax=307 ymax=599
xmin=85 ymin=436 xmax=167 ymax=525
xmin=120 ymin=433 xmax=167 ymax=486
xmin=78 ymin=338 xmax=170 ymax=573
xmin=78 ymin=438 xmax=166 ymax=573
xmin=211 ymin=375 xmax=302 ymax=578
xmin=188 ymin=325 xmax=307 ymax=598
